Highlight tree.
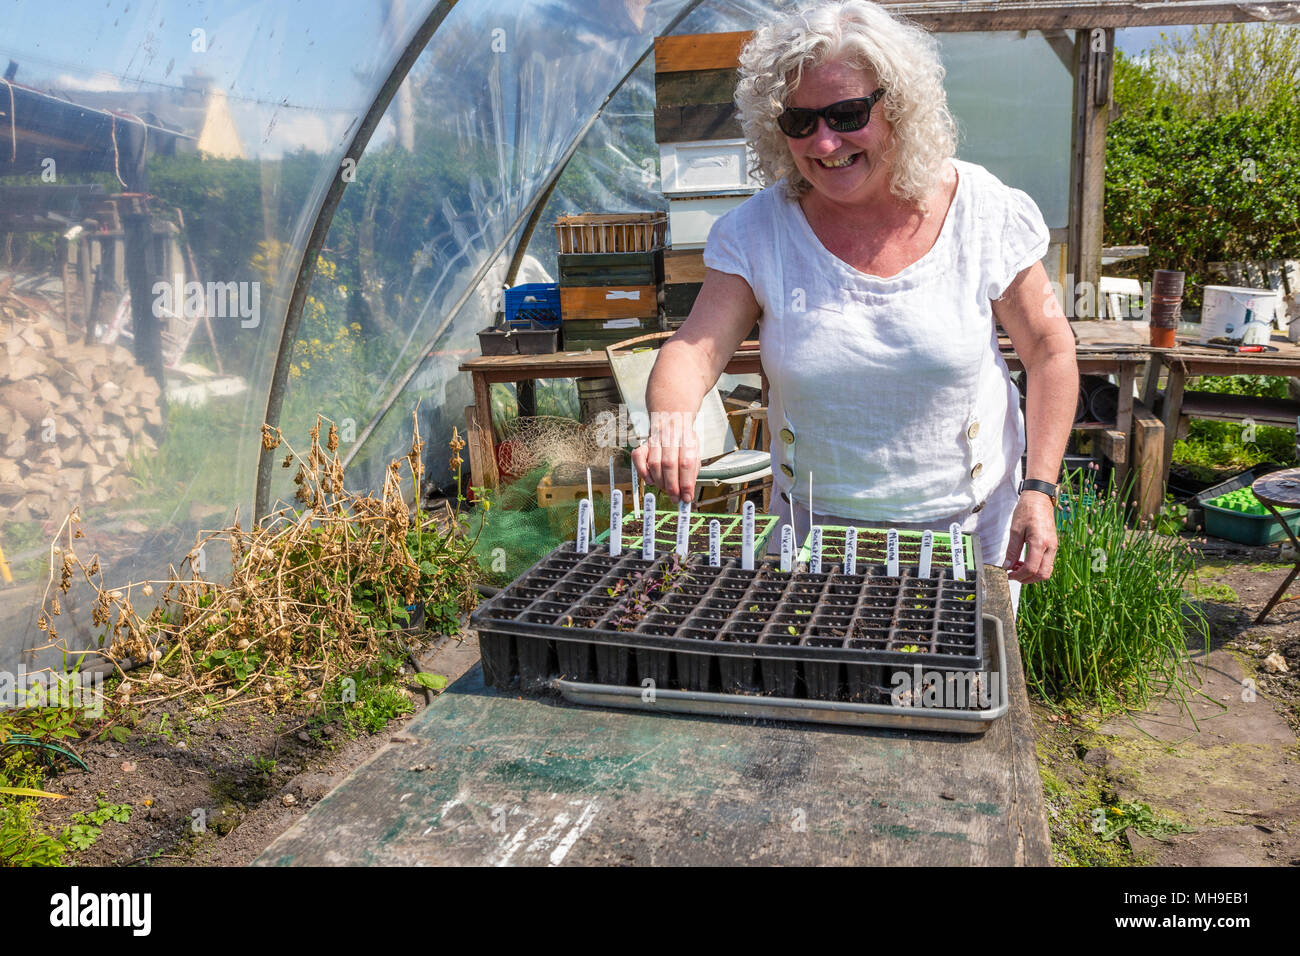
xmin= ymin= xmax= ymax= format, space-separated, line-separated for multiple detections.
xmin=1144 ymin=22 xmax=1300 ymax=115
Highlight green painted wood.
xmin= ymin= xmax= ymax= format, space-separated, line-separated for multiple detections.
xmin=664 ymin=281 xmax=702 ymax=317
xmin=255 ymin=570 xmax=1051 ymax=867
xmin=559 ymin=251 xmax=663 ymax=269
xmin=654 ymin=103 xmax=742 ymax=144
xmin=655 ymin=68 xmax=739 ymax=108
xmin=560 ymin=266 xmax=659 ymax=287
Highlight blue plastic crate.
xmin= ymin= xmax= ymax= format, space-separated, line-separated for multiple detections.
xmin=505 ymin=283 xmax=561 ymax=328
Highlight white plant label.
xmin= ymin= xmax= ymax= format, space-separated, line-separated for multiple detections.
xmin=949 ymin=522 xmax=966 ymax=581
xmin=844 ymin=527 xmax=858 ymax=576
xmin=809 ymin=526 xmax=823 ymax=574
xmin=741 ymin=500 xmax=756 ymax=570
xmin=642 ymin=493 xmax=656 ymax=560
xmin=919 ymin=530 xmax=934 ymax=579
xmin=586 ymin=468 xmax=595 ymax=539
xmin=631 ymin=468 xmax=640 ymax=518
xmin=676 ymin=500 xmax=691 ymax=557
xmin=609 ymin=490 xmax=623 ymax=557
xmin=780 ymin=525 xmax=794 ymax=572
xmin=576 ymin=499 xmax=591 ymax=554
xmin=886 ymin=529 xmax=899 ymax=578
xmin=709 ymin=519 xmax=721 ymax=567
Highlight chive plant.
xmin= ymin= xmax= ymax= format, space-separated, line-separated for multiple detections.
xmin=1019 ymin=471 xmax=1208 ymax=712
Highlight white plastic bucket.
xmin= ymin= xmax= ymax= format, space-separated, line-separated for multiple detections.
xmin=1200 ymin=286 xmax=1282 ymax=341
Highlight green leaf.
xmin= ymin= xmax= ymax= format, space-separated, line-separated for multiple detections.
xmin=413 ymin=673 xmax=448 ymax=691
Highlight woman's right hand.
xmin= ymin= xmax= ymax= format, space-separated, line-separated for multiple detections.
xmin=634 ymin=267 xmax=760 ymax=505
xmin=632 ymin=412 xmax=702 ymax=504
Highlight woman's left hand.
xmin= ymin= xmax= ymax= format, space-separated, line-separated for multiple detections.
xmin=1003 ymin=492 xmax=1058 ymax=584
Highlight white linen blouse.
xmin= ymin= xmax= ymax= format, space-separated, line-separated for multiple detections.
xmin=703 ymin=158 xmax=1050 ymax=522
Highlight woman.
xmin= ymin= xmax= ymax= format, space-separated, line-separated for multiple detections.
xmin=632 ymin=0 xmax=1078 ymax=606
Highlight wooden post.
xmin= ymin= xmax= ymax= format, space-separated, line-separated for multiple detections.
xmin=1131 ymin=400 xmax=1165 ymax=522
xmin=464 ymin=403 xmax=497 ymax=492
xmin=1067 ymin=26 xmax=1113 ymax=316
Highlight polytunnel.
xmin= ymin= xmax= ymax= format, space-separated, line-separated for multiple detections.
xmin=0 ymin=0 xmax=1079 ymax=674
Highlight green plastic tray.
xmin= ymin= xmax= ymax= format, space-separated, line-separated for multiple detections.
xmin=593 ymin=510 xmax=779 ymax=556
xmin=795 ymin=525 xmax=978 ymax=573
xmin=1202 ymin=495 xmax=1300 ymax=546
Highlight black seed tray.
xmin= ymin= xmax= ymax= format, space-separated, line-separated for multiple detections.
xmin=471 ymin=540 xmax=984 ymax=703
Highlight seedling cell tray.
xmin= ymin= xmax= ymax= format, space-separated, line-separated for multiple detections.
xmin=471 ymin=539 xmax=986 ymax=710
xmin=556 ymin=614 xmax=1008 ymax=734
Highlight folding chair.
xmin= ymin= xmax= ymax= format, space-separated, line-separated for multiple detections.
xmin=605 ymin=331 xmax=771 ymax=511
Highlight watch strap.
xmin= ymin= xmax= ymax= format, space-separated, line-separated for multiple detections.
xmin=1019 ymin=478 xmax=1058 ymax=503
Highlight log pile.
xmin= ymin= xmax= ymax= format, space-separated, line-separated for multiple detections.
xmin=0 ymin=289 xmax=161 ymax=522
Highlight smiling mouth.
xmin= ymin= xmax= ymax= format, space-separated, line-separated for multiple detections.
xmin=816 ymin=152 xmax=862 ymax=169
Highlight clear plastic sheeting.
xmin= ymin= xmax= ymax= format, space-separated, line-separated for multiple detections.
xmin=0 ymin=0 xmax=438 ymax=672
xmin=0 ymin=0 xmax=1075 ymax=675
xmin=276 ymin=0 xmax=700 ymax=508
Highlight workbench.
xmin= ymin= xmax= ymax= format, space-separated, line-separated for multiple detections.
xmin=254 ymin=569 xmax=1052 ymax=866
xmin=458 ymin=343 xmax=762 ymax=488
xmin=1140 ymin=335 xmax=1300 ymax=485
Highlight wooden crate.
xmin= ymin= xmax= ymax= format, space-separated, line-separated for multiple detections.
xmin=663 ymin=281 xmax=702 ymax=320
xmin=558 ymin=251 xmax=663 ymax=288
xmin=665 ymin=248 xmax=706 ymax=284
xmin=562 ymin=316 xmax=662 ymax=352
xmin=653 ymin=32 xmax=751 ymax=73
xmin=555 ymin=213 xmax=667 ymax=255
xmin=560 ymin=284 xmax=659 ymax=320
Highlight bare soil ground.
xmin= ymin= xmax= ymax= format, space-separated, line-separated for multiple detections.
xmin=34 ymin=631 xmax=482 ymax=867
xmin=1034 ymin=539 xmax=1300 ymax=867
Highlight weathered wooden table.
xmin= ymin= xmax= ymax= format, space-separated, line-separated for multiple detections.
xmin=458 ymin=345 xmax=763 ymax=489
xmin=1251 ymin=467 xmax=1300 ymax=624
xmin=255 ymin=569 xmax=1051 ymax=866
xmin=1141 ymin=335 xmax=1300 ymax=484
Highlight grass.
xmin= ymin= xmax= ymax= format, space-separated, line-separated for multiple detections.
xmin=1019 ymin=471 xmax=1209 ymax=712
xmin=1193 ymin=579 xmax=1240 ymax=604
xmin=1171 ymin=375 xmax=1298 ymax=478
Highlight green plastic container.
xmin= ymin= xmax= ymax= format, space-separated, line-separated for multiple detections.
xmin=795 ymin=525 xmax=978 ymax=573
xmin=594 ymin=510 xmax=778 ymax=557
xmin=1202 ymin=489 xmax=1300 ymax=546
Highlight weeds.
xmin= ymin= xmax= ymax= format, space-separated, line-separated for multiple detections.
xmin=30 ymin=413 xmax=478 ymax=712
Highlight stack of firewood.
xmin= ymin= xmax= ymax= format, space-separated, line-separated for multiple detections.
xmin=0 ymin=293 xmax=161 ymax=522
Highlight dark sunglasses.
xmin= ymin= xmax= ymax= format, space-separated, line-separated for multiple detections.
xmin=777 ymin=88 xmax=886 ymax=138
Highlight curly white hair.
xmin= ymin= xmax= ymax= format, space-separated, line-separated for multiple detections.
xmin=734 ymin=0 xmax=957 ymax=204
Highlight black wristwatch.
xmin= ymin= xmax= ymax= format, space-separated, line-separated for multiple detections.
xmin=1019 ymin=478 xmax=1058 ymax=505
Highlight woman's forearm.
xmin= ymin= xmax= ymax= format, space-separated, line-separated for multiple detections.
xmin=645 ymin=338 xmax=716 ymax=421
xmin=1022 ymin=348 xmax=1079 ymax=485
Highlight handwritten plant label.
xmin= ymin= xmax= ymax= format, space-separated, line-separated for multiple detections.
xmin=780 ymin=525 xmax=794 ymax=572
xmin=949 ymin=522 xmax=966 ymax=581
xmin=586 ymin=468 xmax=595 ymax=539
xmin=576 ymin=499 xmax=591 ymax=553
xmin=919 ymin=530 xmax=934 ymax=578
xmin=886 ymin=529 xmax=899 ymax=578
xmin=676 ymin=500 xmax=691 ymax=557
xmin=609 ymin=490 xmax=623 ymax=557
xmin=642 ymin=493 xmax=656 ymax=559
xmin=709 ymin=519 xmax=721 ymax=567
xmin=809 ymin=526 xmax=824 ymax=573
xmin=741 ymin=501 xmax=756 ymax=570
xmin=631 ymin=468 xmax=640 ymax=518
xmin=844 ymin=527 xmax=858 ymax=575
